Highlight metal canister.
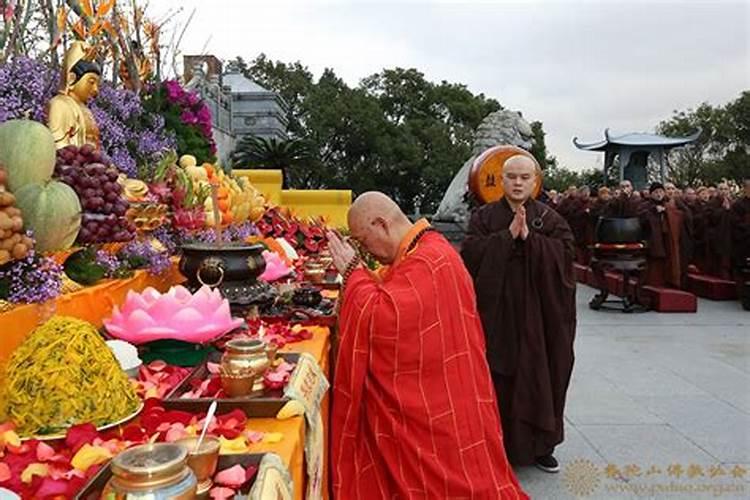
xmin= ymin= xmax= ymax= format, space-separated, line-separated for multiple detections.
xmin=102 ymin=443 xmax=197 ymax=499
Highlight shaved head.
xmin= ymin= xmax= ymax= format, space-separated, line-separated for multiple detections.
xmin=348 ymin=191 xmax=407 ymax=229
xmin=503 ymin=155 xmax=540 ymax=206
xmin=348 ymin=191 xmax=412 ymax=264
xmin=504 ymin=155 xmax=540 ymax=175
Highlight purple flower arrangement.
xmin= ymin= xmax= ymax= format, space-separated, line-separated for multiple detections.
xmin=91 ymin=84 xmax=176 ymax=178
xmin=94 ymin=249 xmax=121 ymax=278
xmin=0 ymin=251 xmax=63 ymax=304
xmin=0 ymin=57 xmax=58 ymax=123
xmin=175 ymin=221 xmax=258 ymax=246
xmin=118 ymin=239 xmax=172 ymax=276
xmin=0 ymin=57 xmax=175 ymax=179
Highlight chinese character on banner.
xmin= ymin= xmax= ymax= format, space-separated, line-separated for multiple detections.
xmin=730 ymin=465 xmax=747 ymax=478
xmin=707 ymin=465 xmax=726 ymax=478
xmin=623 ymin=464 xmax=642 ymax=478
xmin=667 ymin=463 xmax=684 ymax=478
xmin=604 ymin=464 xmax=621 ymax=479
xmin=646 ymin=465 xmax=662 ymax=476
xmin=686 ymin=464 xmax=704 ymax=478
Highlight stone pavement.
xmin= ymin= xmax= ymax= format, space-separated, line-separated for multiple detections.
xmin=515 ymin=284 xmax=749 ymax=499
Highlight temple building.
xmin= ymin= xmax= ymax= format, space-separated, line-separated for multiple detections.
xmin=573 ymin=129 xmax=701 ymax=189
xmin=182 ymin=55 xmax=288 ymax=164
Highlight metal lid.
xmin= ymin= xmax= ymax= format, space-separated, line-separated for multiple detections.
xmin=111 ymin=443 xmax=187 ymax=481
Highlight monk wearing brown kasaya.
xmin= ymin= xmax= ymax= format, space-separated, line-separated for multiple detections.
xmin=705 ymin=182 xmax=734 ymax=279
xmin=639 ymin=182 xmax=690 ymax=288
xmin=687 ymin=187 xmax=712 ymax=272
xmin=462 ymin=155 xmax=576 ymax=473
xmin=731 ymin=179 xmax=750 ymax=306
xmin=665 ymin=182 xmax=694 ymax=283
xmin=606 ymin=180 xmax=641 ymax=218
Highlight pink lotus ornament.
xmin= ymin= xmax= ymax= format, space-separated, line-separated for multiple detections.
xmin=259 ymin=250 xmax=293 ymax=282
xmin=104 ymin=285 xmax=244 ymax=344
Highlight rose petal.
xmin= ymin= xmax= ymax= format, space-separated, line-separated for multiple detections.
xmin=214 ymin=464 xmax=246 ymax=487
xmin=1 ymin=429 xmax=21 ymax=449
xmin=148 ymin=360 xmax=167 ymax=371
xmin=0 ymin=463 xmax=11 ymax=482
xmin=71 ymin=444 xmax=112 ymax=471
xmin=262 ymin=433 xmax=283 ymax=444
xmin=209 ymin=486 xmax=236 ymax=499
xmin=245 ymin=464 xmax=259 ymax=481
xmin=21 ymin=463 xmax=49 ymax=484
xmin=35 ymin=442 xmax=56 ymax=462
xmin=65 ymin=423 xmax=99 ymax=454
xmin=35 ymin=477 xmax=69 ymax=497
xmin=206 ymin=362 xmax=221 ymax=374
xmin=218 ymin=436 xmax=249 ymax=454
xmin=244 ymin=431 xmax=264 ymax=444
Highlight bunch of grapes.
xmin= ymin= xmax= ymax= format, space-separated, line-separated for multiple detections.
xmin=55 ymin=145 xmax=135 ymax=244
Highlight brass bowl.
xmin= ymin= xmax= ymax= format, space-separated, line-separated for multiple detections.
xmin=220 ymin=370 xmax=257 ymax=398
xmin=177 ymin=436 xmax=220 ymax=499
xmin=265 ymin=342 xmax=279 ymax=363
xmin=304 ymin=267 xmax=325 ymax=283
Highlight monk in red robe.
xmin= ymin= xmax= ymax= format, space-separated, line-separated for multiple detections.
xmin=461 ymin=155 xmax=576 ymax=473
xmin=327 ymin=192 xmax=527 ymax=500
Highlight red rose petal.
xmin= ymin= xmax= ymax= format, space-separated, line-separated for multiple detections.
xmin=35 ymin=477 xmax=69 ymax=497
xmin=0 ymin=462 xmax=11 ymax=482
xmin=245 ymin=464 xmax=259 ymax=481
xmin=65 ymin=424 xmax=98 ymax=454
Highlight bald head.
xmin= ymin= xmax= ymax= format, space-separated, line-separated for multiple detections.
xmin=503 ymin=155 xmax=540 ymax=206
xmin=348 ymin=192 xmax=408 ymax=228
xmin=348 ymin=191 xmax=413 ymax=264
xmin=504 ymin=154 xmax=539 ymax=175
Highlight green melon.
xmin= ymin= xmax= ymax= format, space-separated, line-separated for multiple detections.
xmin=15 ymin=181 xmax=82 ymax=252
xmin=0 ymin=119 xmax=57 ymax=192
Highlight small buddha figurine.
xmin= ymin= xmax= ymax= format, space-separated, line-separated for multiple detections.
xmin=47 ymin=41 xmax=102 ymax=149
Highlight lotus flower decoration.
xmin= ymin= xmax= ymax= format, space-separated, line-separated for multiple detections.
xmin=259 ymin=250 xmax=293 ymax=282
xmin=104 ymin=285 xmax=244 ymax=344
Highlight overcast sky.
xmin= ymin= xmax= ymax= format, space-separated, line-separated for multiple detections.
xmin=152 ymin=0 xmax=749 ymax=171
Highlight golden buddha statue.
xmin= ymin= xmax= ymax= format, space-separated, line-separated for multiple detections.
xmin=47 ymin=41 xmax=102 ymax=149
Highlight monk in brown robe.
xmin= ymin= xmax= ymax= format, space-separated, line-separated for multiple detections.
xmin=462 ymin=155 xmax=576 ymax=473
xmin=665 ymin=182 xmax=694 ymax=283
xmin=705 ymin=183 xmax=734 ymax=279
xmin=731 ymin=179 xmax=750 ymax=307
xmin=690 ymin=187 xmax=713 ymax=272
xmin=568 ymin=187 xmax=592 ymax=265
xmin=640 ymin=182 xmax=690 ymax=288
xmin=606 ymin=180 xmax=641 ymax=218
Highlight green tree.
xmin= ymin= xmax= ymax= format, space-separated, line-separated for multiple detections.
xmin=231 ymin=136 xmax=313 ymax=187
xmin=236 ymin=58 xmax=505 ymax=213
xmin=657 ymin=91 xmax=749 ymax=186
xmin=530 ymin=120 xmax=557 ymax=170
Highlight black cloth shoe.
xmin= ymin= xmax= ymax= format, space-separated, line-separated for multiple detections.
xmin=535 ymin=454 xmax=560 ymax=473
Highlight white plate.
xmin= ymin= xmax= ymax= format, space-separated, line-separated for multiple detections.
xmin=20 ymin=402 xmax=144 ymax=441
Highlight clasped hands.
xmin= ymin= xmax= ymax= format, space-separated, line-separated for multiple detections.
xmin=509 ymin=205 xmax=530 ymax=240
xmin=326 ymin=230 xmax=359 ymax=274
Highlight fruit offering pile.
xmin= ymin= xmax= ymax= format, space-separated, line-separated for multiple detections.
xmin=0 ymin=166 xmax=33 ymax=265
xmin=55 ymin=145 xmax=135 ymax=244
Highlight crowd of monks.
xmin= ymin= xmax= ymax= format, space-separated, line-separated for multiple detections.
xmin=546 ymin=179 xmax=750 ymax=293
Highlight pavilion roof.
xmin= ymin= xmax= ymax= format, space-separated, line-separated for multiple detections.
xmin=573 ymin=128 xmax=701 ymax=151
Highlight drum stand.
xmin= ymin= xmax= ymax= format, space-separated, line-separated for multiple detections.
xmin=589 ymin=247 xmax=648 ymax=313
